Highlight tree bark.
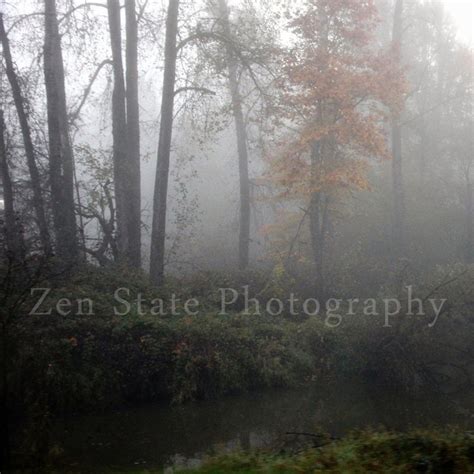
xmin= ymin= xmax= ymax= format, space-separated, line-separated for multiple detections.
xmin=150 ymin=0 xmax=179 ymax=286
xmin=107 ymin=0 xmax=130 ymax=263
xmin=0 ymin=14 xmax=51 ymax=254
xmin=391 ymin=0 xmax=405 ymax=258
xmin=125 ymin=0 xmax=142 ymax=268
xmin=0 ymin=111 xmax=23 ymax=260
xmin=44 ymin=0 xmax=78 ymax=261
xmin=218 ymin=0 xmax=251 ymax=270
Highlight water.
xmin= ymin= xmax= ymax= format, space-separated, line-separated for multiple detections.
xmin=53 ymin=382 xmax=474 ymax=472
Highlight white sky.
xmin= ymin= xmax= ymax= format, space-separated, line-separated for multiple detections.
xmin=441 ymin=0 xmax=473 ymax=45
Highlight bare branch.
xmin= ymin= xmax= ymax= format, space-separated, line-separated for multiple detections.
xmin=173 ymin=86 xmax=215 ymax=97
xmin=69 ymin=59 xmax=113 ymax=125
xmin=58 ymin=2 xmax=110 ymax=24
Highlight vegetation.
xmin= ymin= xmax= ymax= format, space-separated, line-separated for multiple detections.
xmin=2 ymin=262 xmax=473 ymax=468
xmin=5 ymin=265 xmax=329 ymax=415
xmin=0 ymin=0 xmax=472 ymax=470
xmin=180 ymin=430 xmax=474 ymax=473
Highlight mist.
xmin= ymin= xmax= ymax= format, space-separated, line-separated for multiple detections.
xmin=0 ymin=0 xmax=473 ymax=471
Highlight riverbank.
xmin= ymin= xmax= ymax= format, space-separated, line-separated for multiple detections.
xmin=4 ymin=263 xmax=473 ymax=469
xmin=38 ymin=428 xmax=474 ymax=473
xmin=178 ymin=429 xmax=474 ymax=473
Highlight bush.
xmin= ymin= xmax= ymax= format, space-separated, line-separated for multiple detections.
xmin=7 ymin=265 xmax=333 ymax=414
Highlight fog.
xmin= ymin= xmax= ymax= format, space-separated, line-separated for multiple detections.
xmin=0 ymin=0 xmax=473 ymax=471
xmin=0 ymin=0 xmax=471 ymax=278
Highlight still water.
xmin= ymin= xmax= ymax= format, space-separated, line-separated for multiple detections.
xmin=54 ymin=382 xmax=474 ymax=472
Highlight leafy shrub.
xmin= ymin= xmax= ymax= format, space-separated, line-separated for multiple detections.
xmin=7 ymin=266 xmax=332 ymax=414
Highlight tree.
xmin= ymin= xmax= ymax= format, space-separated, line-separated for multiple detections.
xmin=125 ymin=0 xmax=142 ymax=268
xmin=150 ymin=0 xmax=180 ymax=286
xmin=0 ymin=111 xmax=23 ymax=260
xmin=107 ymin=0 xmax=130 ymax=264
xmin=217 ymin=0 xmax=251 ymax=271
xmin=106 ymin=0 xmax=142 ymax=268
xmin=391 ymin=0 xmax=405 ymax=259
xmin=43 ymin=0 xmax=78 ymax=260
xmin=445 ymin=48 xmax=473 ymax=263
xmin=0 ymin=14 xmax=51 ymax=254
xmin=76 ymin=146 xmax=118 ymax=265
xmin=268 ymin=0 xmax=405 ymax=293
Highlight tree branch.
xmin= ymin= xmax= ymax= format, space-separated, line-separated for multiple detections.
xmin=59 ymin=2 xmax=110 ymax=24
xmin=69 ymin=59 xmax=113 ymax=125
xmin=173 ymin=86 xmax=215 ymax=97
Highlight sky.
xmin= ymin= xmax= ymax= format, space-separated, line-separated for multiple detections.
xmin=441 ymin=0 xmax=473 ymax=45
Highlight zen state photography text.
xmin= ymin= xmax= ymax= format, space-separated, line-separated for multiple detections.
xmin=28 ymin=286 xmax=447 ymax=328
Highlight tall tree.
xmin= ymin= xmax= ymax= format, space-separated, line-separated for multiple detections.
xmin=391 ymin=0 xmax=405 ymax=258
xmin=217 ymin=0 xmax=251 ymax=271
xmin=0 ymin=110 xmax=22 ymax=260
xmin=107 ymin=0 xmax=130 ymax=263
xmin=269 ymin=0 xmax=404 ymax=293
xmin=448 ymin=48 xmax=474 ymax=263
xmin=44 ymin=0 xmax=78 ymax=260
xmin=0 ymin=14 xmax=51 ymax=254
xmin=125 ymin=0 xmax=142 ymax=268
xmin=150 ymin=0 xmax=179 ymax=285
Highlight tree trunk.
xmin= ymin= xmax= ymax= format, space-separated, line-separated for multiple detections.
xmin=125 ymin=0 xmax=142 ymax=268
xmin=0 ymin=318 xmax=10 ymax=470
xmin=0 ymin=111 xmax=23 ymax=260
xmin=44 ymin=0 xmax=78 ymax=261
xmin=150 ymin=0 xmax=179 ymax=286
xmin=218 ymin=0 xmax=251 ymax=270
xmin=391 ymin=0 xmax=405 ymax=258
xmin=465 ymin=170 xmax=473 ymax=263
xmin=107 ymin=0 xmax=130 ymax=263
xmin=309 ymin=141 xmax=326 ymax=294
xmin=391 ymin=122 xmax=404 ymax=256
xmin=0 ymin=14 xmax=51 ymax=254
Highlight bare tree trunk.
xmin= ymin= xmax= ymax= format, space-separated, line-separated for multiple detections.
xmin=150 ymin=0 xmax=179 ymax=286
xmin=44 ymin=0 xmax=78 ymax=261
xmin=391 ymin=0 xmax=405 ymax=258
xmin=0 ymin=14 xmax=51 ymax=254
xmin=125 ymin=0 xmax=142 ymax=268
xmin=465 ymin=169 xmax=473 ymax=263
xmin=0 ymin=111 xmax=23 ymax=260
xmin=217 ymin=0 xmax=251 ymax=270
xmin=107 ymin=0 xmax=130 ymax=263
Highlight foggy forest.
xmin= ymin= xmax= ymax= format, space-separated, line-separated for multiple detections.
xmin=0 ymin=0 xmax=473 ymax=472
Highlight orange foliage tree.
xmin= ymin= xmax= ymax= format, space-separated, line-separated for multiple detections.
xmin=266 ymin=0 xmax=406 ymax=291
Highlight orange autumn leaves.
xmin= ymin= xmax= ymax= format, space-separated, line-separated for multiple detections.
xmin=265 ymin=0 xmax=407 ymax=200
